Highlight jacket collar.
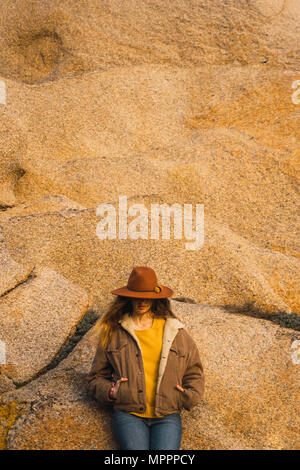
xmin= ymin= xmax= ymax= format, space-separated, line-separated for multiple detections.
xmin=118 ymin=313 xmax=184 ymax=352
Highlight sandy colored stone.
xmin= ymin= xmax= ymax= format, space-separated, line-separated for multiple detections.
xmin=0 ymin=110 xmax=26 ymax=207
xmin=0 ymin=64 xmax=298 ymax=314
xmin=0 ymin=300 xmax=299 ymax=450
xmin=0 ymin=375 xmax=16 ymax=395
xmin=0 ymin=246 xmax=33 ymax=298
xmin=0 ymin=197 xmax=299 ymax=314
xmin=0 ymin=226 xmax=33 ymax=297
xmin=0 ymin=266 xmax=90 ymax=383
xmin=0 ymin=0 xmax=299 ymax=85
xmin=0 ymin=195 xmax=86 ymax=219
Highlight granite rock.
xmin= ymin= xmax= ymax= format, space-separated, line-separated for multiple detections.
xmin=0 ymin=266 xmax=90 ymax=384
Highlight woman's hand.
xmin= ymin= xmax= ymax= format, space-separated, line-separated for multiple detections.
xmin=111 ymin=377 xmax=128 ymax=399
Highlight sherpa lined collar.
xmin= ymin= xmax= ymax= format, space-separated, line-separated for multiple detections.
xmin=118 ymin=313 xmax=184 ymax=350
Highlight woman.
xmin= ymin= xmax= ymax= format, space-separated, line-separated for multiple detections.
xmin=85 ymin=266 xmax=205 ymax=450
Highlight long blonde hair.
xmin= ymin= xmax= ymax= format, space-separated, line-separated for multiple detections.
xmin=97 ymin=295 xmax=178 ymax=349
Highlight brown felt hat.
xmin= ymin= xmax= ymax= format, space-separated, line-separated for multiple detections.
xmin=111 ymin=266 xmax=174 ymax=299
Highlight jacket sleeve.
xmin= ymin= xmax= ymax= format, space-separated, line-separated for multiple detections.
xmin=181 ymin=336 xmax=205 ymax=411
xmin=85 ymin=341 xmax=116 ymax=404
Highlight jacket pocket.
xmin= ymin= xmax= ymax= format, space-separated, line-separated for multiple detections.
xmin=169 ymin=347 xmax=187 ymax=381
xmin=105 ymin=342 xmax=127 ymax=375
xmin=160 ymin=345 xmax=187 ymax=412
xmin=167 ymin=347 xmax=187 ymax=410
xmin=170 ymin=346 xmax=186 ymax=357
xmin=105 ymin=341 xmax=127 ymax=353
xmin=106 ymin=342 xmax=136 ymax=405
xmin=114 ymin=378 xmax=133 ymax=405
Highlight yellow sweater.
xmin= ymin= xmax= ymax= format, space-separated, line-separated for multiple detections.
xmin=129 ymin=316 xmax=165 ymax=418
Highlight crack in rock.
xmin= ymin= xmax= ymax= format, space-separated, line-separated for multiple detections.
xmin=0 ymin=266 xmax=36 ymax=299
xmin=12 ymin=308 xmax=99 ymax=389
xmin=222 ymin=301 xmax=300 ymax=331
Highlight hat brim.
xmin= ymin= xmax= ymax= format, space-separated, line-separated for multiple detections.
xmin=111 ymin=285 xmax=173 ymax=299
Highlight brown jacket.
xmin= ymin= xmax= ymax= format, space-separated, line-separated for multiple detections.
xmin=85 ymin=313 xmax=205 ymax=416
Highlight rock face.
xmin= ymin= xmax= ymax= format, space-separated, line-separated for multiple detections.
xmin=0 ymin=111 xmax=26 ymax=207
xmin=0 ymin=0 xmax=299 ymax=84
xmin=0 ymin=0 xmax=299 ymax=450
xmin=0 ymin=226 xmax=33 ymax=297
xmin=0 ymin=300 xmax=299 ymax=450
xmin=0 ymin=266 xmax=90 ymax=383
xmin=0 ymin=66 xmax=299 ymax=315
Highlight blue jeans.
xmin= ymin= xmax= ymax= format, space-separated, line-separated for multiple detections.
xmin=112 ymin=410 xmax=182 ymax=450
